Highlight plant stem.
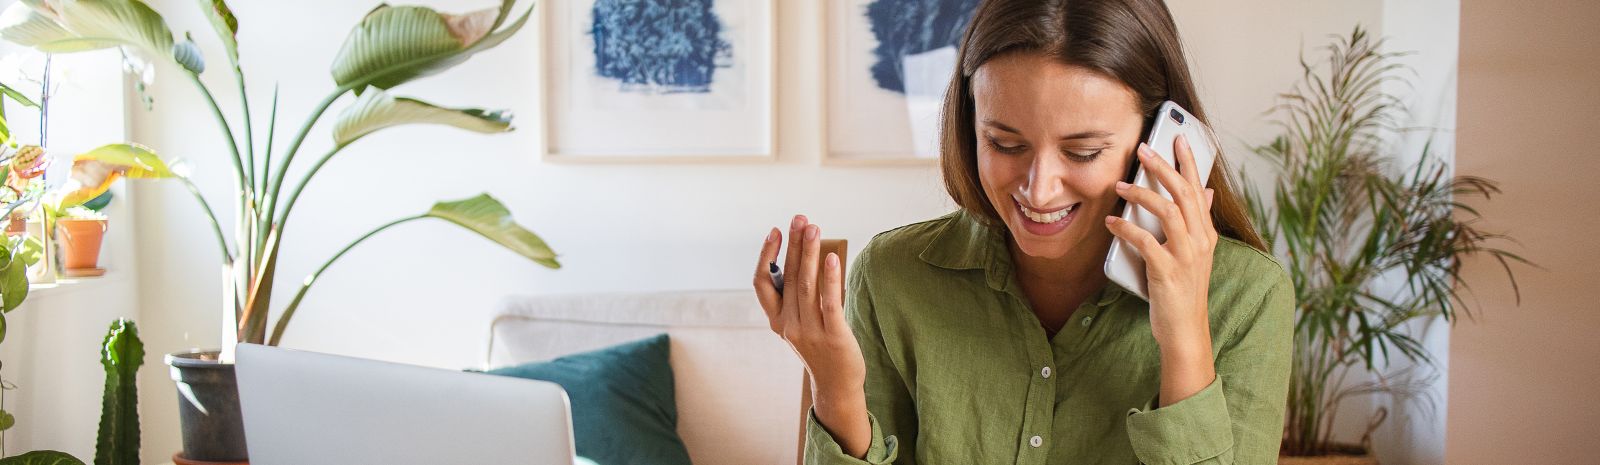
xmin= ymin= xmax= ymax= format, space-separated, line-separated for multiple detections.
xmin=258 ymin=85 xmax=349 ymax=264
xmin=38 ymin=55 xmax=48 ymax=147
xmin=184 ymin=72 xmax=248 ymax=198
xmin=234 ymin=68 xmax=257 ymax=290
xmin=181 ymin=177 xmax=232 ymax=261
xmin=1 ymin=372 xmax=7 ymax=458
xmin=267 ymin=214 xmax=425 ymax=346
xmin=275 ymin=145 xmax=346 ymax=228
xmin=255 ymin=85 xmax=281 ymax=280
xmin=237 ymin=69 xmax=254 ymax=196
xmin=260 ymin=84 xmax=279 ymax=213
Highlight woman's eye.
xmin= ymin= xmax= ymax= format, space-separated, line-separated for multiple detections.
xmin=986 ymin=137 xmax=1027 ymax=154
xmin=1063 ymin=148 xmax=1105 ymax=162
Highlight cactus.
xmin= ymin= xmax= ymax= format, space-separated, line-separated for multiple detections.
xmin=92 ymin=320 xmax=141 ymax=465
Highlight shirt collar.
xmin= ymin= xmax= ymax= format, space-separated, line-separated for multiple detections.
xmin=918 ymin=209 xmax=1129 ymax=307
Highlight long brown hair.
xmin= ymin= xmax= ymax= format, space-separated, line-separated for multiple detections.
xmin=938 ymin=0 xmax=1266 ymax=252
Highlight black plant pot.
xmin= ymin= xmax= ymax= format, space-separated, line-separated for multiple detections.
xmin=166 ymin=350 xmax=249 ymax=462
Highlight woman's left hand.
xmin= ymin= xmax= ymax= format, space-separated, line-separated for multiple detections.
xmin=1104 ymin=134 xmax=1218 ymax=349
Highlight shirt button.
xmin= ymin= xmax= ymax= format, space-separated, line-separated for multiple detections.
xmin=1041 ymin=366 xmax=1052 ymax=378
xmin=1081 ymin=315 xmax=1093 ymax=327
xmin=1029 ymin=435 xmax=1043 ymax=448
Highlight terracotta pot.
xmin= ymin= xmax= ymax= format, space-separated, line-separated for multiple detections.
xmin=1280 ymin=444 xmax=1378 ymax=465
xmin=56 ymin=218 xmax=107 ymax=270
xmin=4 ymin=213 xmax=25 ymax=235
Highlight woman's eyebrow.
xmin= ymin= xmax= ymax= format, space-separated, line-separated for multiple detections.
xmin=980 ymin=118 xmax=1113 ymax=140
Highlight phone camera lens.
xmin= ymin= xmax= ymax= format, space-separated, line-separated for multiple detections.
xmin=1169 ymin=108 xmax=1185 ymax=125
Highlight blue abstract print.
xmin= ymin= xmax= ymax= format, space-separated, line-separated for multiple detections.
xmin=590 ymin=0 xmax=734 ymax=94
xmin=864 ymin=0 xmax=980 ymax=94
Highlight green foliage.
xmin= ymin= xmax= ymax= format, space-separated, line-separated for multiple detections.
xmin=0 ymin=451 xmax=86 ymax=465
xmin=93 ymin=319 xmax=142 ymax=465
xmin=0 ymin=0 xmax=556 ymax=347
xmin=1243 ymin=26 xmax=1532 ymax=455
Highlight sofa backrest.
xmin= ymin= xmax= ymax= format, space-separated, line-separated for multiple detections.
xmin=487 ymin=290 xmax=804 ymax=465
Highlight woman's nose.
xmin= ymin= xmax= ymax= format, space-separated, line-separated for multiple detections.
xmin=1022 ymin=149 xmax=1068 ymax=205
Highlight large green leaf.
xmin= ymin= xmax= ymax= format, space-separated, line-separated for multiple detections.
xmin=60 ymin=143 xmax=178 ymax=207
xmin=329 ymin=0 xmax=530 ymax=94
xmin=0 ymin=82 xmax=40 ymax=108
xmin=2 ymin=256 xmax=28 ymax=313
xmin=0 ymin=0 xmax=173 ymax=54
xmin=0 ymin=408 xmax=14 ymax=431
xmin=332 ymin=88 xmax=512 ymax=146
xmin=0 ymin=243 xmax=20 ymax=313
xmin=57 ymin=0 xmax=175 ymax=55
xmin=0 ymin=2 xmax=83 ymax=50
xmin=195 ymin=0 xmax=238 ymax=66
xmin=425 ymin=194 xmax=558 ymax=269
xmin=0 ymin=0 xmax=191 ymax=72
xmin=0 ymin=451 xmax=87 ymax=465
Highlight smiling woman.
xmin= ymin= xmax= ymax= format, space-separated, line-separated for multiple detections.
xmin=755 ymin=0 xmax=1294 ymax=464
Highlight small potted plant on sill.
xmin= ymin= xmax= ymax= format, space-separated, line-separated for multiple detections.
xmin=52 ymin=205 xmax=106 ymax=277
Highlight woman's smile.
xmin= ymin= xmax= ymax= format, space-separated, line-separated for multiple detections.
xmin=1014 ymin=198 xmax=1081 ymax=236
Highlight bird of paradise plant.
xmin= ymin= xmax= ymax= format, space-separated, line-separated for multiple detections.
xmin=0 ymin=0 xmax=558 ymax=354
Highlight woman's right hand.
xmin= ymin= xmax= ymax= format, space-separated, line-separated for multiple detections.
xmin=752 ymin=215 xmax=866 ymax=396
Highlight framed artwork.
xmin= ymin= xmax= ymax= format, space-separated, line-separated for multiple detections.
xmin=822 ymin=0 xmax=980 ymax=165
xmin=540 ymin=0 xmax=777 ymax=163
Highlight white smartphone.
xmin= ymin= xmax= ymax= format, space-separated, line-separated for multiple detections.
xmin=1103 ymin=101 xmax=1218 ymax=302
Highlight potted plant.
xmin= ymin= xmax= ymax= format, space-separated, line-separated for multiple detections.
xmin=0 ymin=0 xmax=558 ymax=461
xmin=1241 ymin=27 xmax=1532 ymax=463
xmin=51 ymin=205 xmax=105 ymax=276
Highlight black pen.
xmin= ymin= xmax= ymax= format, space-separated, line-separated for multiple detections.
xmin=769 ymin=261 xmax=784 ymax=295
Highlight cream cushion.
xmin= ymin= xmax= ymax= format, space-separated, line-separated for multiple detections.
xmin=486 ymin=290 xmax=804 ymax=465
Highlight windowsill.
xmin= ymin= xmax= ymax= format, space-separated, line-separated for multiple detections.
xmin=26 ymin=270 xmax=128 ymax=300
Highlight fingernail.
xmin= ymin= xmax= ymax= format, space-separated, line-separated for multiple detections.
xmin=766 ymin=228 xmax=778 ymax=242
xmin=805 ymin=224 xmax=819 ymax=240
xmin=1137 ymin=143 xmax=1151 ymax=157
xmin=791 ymin=215 xmax=805 ymax=230
xmin=1104 ymin=215 xmax=1117 ymax=225
xmin=1116 ymin=181 xmax=1130 ymax=191
xmin=826 ymin=253 xmax=839 ymax=268
xmin=1177 ymin=134 xmax=1189 ymax=147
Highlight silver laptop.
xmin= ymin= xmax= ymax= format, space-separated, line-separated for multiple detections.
xmin=236 ymin=343 xmax=576 ymax=465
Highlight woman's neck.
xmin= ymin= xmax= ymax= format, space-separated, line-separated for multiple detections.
xmin=1006 ymin=236 xmax=1112 ymax=313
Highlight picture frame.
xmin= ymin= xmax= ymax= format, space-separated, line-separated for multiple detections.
xmin=539 ymin=0 xmax=778 ymax=164
xmin=821 ymin=0 xmax=980 ymax=166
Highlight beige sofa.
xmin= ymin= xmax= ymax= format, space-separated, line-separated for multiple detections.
xmin=485 ymin=290 xmax=808 ymax=465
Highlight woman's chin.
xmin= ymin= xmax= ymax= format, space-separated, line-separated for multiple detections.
xmin=1007 ymin=230 xmax=1076 ymax=260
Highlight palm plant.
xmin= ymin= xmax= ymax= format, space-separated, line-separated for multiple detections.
xmin=1239 ymin=26 xmax=1531 ymax=456
xmin=0 ymin=0 xmax=558 ymax=351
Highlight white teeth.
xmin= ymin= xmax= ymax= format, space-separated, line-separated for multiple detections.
xmin=1020 ymin=202 xmax=1076 ymax=224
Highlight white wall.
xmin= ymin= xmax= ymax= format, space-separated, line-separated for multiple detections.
xmin=119 ymin=1 xmax=1453 ymax=463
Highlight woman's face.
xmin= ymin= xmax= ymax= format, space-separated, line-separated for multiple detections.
xmin=971 ymin=51 xmax=1146 ymax=261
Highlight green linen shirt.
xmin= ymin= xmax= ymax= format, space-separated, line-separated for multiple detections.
xmin=804 ymin=210 xmax=1294 ymax=465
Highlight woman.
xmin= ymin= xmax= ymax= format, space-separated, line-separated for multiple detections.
xmin=752 ymin=0 xmax=1293 ymax=463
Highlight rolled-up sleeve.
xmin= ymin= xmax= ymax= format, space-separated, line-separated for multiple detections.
xmin=1123 ymin=269 xmax=1295 ymax=465
xmin=804 ymin=246 xmax=918 ymax=465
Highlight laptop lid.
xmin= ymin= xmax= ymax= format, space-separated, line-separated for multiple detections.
xmin=236 ymin=343 xmax=575 ymax=465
